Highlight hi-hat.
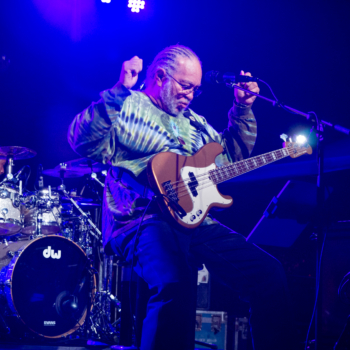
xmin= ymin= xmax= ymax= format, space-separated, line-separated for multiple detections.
xmin=0 ymin=146 xmax=37 ymax=160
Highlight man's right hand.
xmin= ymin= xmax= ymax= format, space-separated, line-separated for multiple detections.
xmin=118 ymin=56 xmax=143 ymax=89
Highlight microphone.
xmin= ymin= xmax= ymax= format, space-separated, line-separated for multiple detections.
xmin=205 ymin=70 xmax=259 ymax=84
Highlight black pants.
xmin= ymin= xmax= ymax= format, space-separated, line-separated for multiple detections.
xmin=111 ymin=217 xmax=294 ymax=350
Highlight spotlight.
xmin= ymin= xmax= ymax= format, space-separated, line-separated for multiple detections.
xmin=296 ymin=135 xmax=307 ymax=144
xmin=101 ymin=0 xmax=111 ymax=3
xmin=128 ymin=0 xmax=145 ymax=12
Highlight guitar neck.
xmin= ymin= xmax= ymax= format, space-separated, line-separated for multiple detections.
xmin=209 ymin=146 xmax=293 ymax=185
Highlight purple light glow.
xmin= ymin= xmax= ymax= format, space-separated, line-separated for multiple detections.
xmin=32 ymin=0 xmax=97 ymax=41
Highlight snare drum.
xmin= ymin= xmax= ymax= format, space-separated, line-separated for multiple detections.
xmin=21 ymin=189 xmax=61 ymax=235
xmin=0 ymin=185 xmax=22 ymax=236
xmin=0 ymin=235 xmax=95 ymax=338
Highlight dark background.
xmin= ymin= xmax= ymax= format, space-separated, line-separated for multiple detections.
xmin=1 ymin=0 xmax=350 ymax=348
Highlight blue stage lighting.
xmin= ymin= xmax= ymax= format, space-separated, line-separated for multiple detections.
xmin=128 ymin=0 xmax=145 ymax=12
xmin=296 ymin=135 xmax=307 ymax=144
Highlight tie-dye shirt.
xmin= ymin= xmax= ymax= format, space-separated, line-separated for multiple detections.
xmin=68 ymin=82 xmax=257 ymax=246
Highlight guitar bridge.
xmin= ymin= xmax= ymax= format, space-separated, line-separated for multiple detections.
xmin=162 ymin=180 xmax=179 ymax=202
xmin=161 ymin=180 xmax=187 ymax=218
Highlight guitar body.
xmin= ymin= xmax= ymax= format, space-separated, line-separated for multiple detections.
xmin=147 ymin=143 xmax=233 ymax=229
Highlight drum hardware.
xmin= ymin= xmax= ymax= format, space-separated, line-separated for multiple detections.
xmin=87 ymin=290 xmax=121 ymax=343
xmin=91 ymin=173 xmax=105 ymax=188
xmin=0 ymin=148 xmax=33 ymax=237
xmin=0 ymin=235 xmax=96 ymax=338
xmin=0 ymin=146 xmax=36 ymax=180
xmin=60 ymin=189 xmax=101 ymax=240
xmin=21 ymin=186 xmax=62 ymax=236
xmin=62 ymin=193 xmax=93 ymax=203
xmin=43 ymin=160 xmax=107 ymax=179
xmin=61 ymin=214 xmax=95 ymax=253
xmin=61 ymin=158 xmax=109 ymax=175
xmin=0 ymin=182 xmax=24 ymax=236
xmin=0 ymin=152 xmax=116 ymax=342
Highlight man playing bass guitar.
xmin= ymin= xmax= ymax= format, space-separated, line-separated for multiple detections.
xmin=68 ymin=45 xmax=294 ymax=350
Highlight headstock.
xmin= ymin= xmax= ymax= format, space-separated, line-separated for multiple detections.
xmin=280 ymin=134 xmax=312 ymax=158
xmin=283 ymin=142 xmax=312 ymax=158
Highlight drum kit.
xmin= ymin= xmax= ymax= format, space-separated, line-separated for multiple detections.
xmin=0 ymin=146 xmax=118 ymax=343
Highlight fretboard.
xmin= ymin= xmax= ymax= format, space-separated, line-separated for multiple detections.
xmin=209 ymin=146 xmax=294 ymax=185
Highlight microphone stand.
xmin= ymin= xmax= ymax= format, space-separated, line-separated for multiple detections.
xmin=226 ymin=81 xmax=350 ymax=350
xmin=228 ymin=82 xmax=349 ymax=135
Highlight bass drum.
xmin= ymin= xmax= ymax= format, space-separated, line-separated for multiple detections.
xmin=0 ymin=235 xmax=95 ymax=338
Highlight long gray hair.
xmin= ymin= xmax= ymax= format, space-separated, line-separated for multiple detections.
xmin=145 ymin=45 xmax=201 ymax=87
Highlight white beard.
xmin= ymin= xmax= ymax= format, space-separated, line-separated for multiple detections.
xmin=159 ymin=80 xmax=190 ymax=116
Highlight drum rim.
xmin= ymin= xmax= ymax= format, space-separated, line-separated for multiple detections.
xmin=0 ymin=218 xmax=23 ymax=236
xmin=8 ymin=235 xmax=96 ymax=338
xmin=0 ymin=184 xmax=20 ymax=193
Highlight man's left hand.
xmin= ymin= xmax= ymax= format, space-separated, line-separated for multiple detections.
xmin=234 ymin=71 xmax=260 ymax=107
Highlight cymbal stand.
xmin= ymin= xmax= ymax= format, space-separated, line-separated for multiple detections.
xmin=5 ymin=154 xmax=14 ymax=181
xmin=36 ymin=208 xmax=43 ymax=237
xmin=58 ymin=164 xmax=67 ymax=191
xmin=0 ymin=154 xmax=15 ymax=185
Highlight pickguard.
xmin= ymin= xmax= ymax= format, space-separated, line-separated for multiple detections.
xmin=178 ymin=164 xmax=232 ymax=225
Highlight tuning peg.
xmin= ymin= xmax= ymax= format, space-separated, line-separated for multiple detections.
xmin=280 ymin=134 xmax=288 ymax=142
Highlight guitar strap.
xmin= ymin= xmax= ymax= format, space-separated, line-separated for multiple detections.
xmin=183 ymin=109 xmax=216 ymax=144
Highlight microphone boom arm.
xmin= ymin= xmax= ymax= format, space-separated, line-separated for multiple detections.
xmin=227 ymin=82 xmax=349 ymax=135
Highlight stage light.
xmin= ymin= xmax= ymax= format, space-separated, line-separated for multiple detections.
xmin=128 ymin=0 xmax=145 ymax=12
xmin=101 ymin=0 xmax=111 ymax=3
xmin=296 ymin=135 xmax=307 ymax=144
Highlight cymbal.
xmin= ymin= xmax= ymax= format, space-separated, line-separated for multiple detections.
xmin=0 ymin=146 xmax=37 ymax=160
xmin=64 ymin=158 xmax=109 ymax=173
xmin=43 ymin=166 xmax=86 ymax=178
xmin=43 ymin=159 xmax=109 ymax=178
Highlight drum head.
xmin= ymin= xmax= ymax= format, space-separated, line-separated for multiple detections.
xmin=11 ymin=236 xmax=92 ymax=338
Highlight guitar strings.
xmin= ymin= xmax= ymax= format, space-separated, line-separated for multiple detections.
xmin=175 ymin=151 xmax=306 ymax=200
xmin=164 ymin=145 xmax=294 ymax=191
xmin=169 ymin=147 xmax=293 ymax=196
xmin=165 ymin=145 xmax=295 ymax=195
xmin=171 ymin=147 xmax=307 ymax=200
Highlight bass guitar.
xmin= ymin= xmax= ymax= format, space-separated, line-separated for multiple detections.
xmin=147 ymin=141 xmax=312 ymax=229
